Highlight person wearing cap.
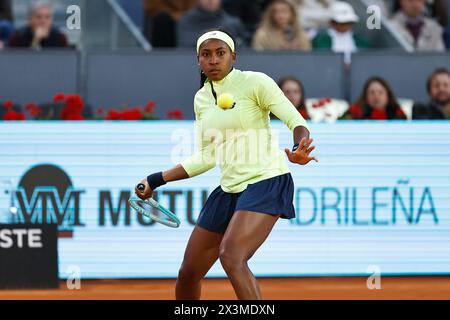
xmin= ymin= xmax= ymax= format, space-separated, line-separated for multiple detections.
xmin=135 ymin=29 xmax=318 ymax=300
xmin=312 ymin=1 xmax=369 ymax=64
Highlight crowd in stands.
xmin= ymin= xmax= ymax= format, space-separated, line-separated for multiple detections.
xmin=278 ymin=67 xmax=450 ymax=120
xmin=144 ymin=0 xmax=449 ymax=52
xmin=1 ymin=0 xmax=449 ymax=121
xmin=0 ymin=0 xmax=448 ymax=51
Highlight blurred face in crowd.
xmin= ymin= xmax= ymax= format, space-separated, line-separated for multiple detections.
xmin=400 ymin=0 xmax=425 ymax=20
xmin=366 ymin=81 xmax=389 ymax=110
xmin=198 ymin=39 xmax=236 ymax=81
xmin=29 ymin=4 xmax=53 ymax=32
xmin=198 ymin=0 xmax=221 ymax=12
xmin=430 ymin=73 xmax=450 ymax=105
xmin=281 ymin=80 xmax=303 ymax=107
xmin=271 ymin=2 xmax=293 ymax=29
xmin=331 ymin=21 xmax=353 ymax=33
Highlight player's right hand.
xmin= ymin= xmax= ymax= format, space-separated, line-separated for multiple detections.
xmin=135 ymin=178 xmax=153 ymax=200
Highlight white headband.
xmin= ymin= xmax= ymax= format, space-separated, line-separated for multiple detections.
xmin=196 ymin=31 xmax=235 ymax=54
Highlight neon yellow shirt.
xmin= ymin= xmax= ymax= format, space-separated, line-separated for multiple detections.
xmin=181 ymin=68 xmax=309 ymax=193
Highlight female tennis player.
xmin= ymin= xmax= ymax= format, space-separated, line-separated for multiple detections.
xmin=135 ymin=29 xmax=317 ymax=300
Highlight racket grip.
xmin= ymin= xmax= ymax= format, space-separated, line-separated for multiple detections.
xmin=137 ymin=183 xmax=146 ymax=192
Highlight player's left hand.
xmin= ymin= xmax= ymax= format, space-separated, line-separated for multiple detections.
xmin=285 ymin=137 xmax=318 ymax=165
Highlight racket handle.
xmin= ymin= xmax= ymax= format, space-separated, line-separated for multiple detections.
xmin=137 ymin=183 xmax=146 ymax=192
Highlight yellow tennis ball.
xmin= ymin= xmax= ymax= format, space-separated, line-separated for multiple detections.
xmin=217 ymin=93 xmax=234 ymax=109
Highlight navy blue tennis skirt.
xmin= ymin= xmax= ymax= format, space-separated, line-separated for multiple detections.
xmin=196 ymin=173 xmax=295 ymax=234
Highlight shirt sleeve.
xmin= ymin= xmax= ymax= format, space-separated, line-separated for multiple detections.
xmin=254 ymin=73 xmax=310 ymax=132
xmin=180 ymin=99 xmax=217 ymax=177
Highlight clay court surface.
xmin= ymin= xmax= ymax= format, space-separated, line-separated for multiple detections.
xmin=1 ymin=276 xmax=449 ymax=300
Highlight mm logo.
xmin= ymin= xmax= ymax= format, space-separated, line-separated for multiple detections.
xmin=15 ymin=164 xmax=85 ymax=237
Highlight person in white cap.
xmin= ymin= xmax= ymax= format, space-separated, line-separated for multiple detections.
xmin=312 ymin=1 xmax=369 ymax=64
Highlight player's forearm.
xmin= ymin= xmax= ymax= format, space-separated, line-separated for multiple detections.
xmin=293 ymin=125 xmax=310 ymax=145
xmin=162 ymin=164 xmax=190 ymax=183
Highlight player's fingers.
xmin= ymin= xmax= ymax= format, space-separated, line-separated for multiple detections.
xmin=284 ymin=147 xmax=291 ymax=157
xmin=306 ymin=146 xmax=315 ymax=155
xmin=298 ymin=137 xmax=306 ymax=150
xmin=305 ymin=138 xmax=313 ymax=149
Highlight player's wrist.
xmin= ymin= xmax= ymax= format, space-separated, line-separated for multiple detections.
xmin=146 ymin=172 xmax=167 ymax=190
xmin=292 ymin=143 xmax=300 ymax=152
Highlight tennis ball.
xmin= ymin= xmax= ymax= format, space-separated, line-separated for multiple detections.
xmin=217 ymin=93 xmax=235 ymax=110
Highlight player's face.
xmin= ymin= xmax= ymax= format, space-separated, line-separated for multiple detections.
xmin=430 ymin=74 xmax=450 ymax=104
xmin=366 ymin=81 xmax=389 ymax=110
xmin=282 ymin=80 xmax=302 ymax=107
xmin=198 ymin=39 xmax=236 ymax=81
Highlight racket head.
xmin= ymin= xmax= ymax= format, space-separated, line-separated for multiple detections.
xmin=128 ymin=194 xmax=181 ymax=228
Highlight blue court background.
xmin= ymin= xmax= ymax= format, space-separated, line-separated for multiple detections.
xmin=0 ymin=121 xmax=449 ymax=278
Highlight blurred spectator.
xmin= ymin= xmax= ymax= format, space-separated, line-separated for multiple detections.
xmin=344 ymin=77 xmax=406 ymax=120
xmin=9 ymin=1 xmax=68 ymax=49
xmin=431 ymin=0 xmax=449 ymax=28
xmin=252 ymin=0 xmax=311 ymax=51
xmin=0 ymin=0 xmax=12 ymax=50
xmin=390 ymin=0 xmax=445 ymax=52
xmin=143 ymin=0 xmax=177 ymax=47
xmin=177 ymin=0 xmax=249 ymax=48
xmin=0 ymin=0 xmax=11 ymax=21
xmin=271 ymin=76 xmax=310 ymax=120
xmin=393 ymin=0 xmax=448 ymax=27
xmin=291 ymin=0 xmax=335 ymax=38
xmin=276 ymin=76 xmax=310 ymax=120
xmin=143 ymin=0 xmax=197 ymax=47
xmin=413 ymin=68 xmax=450 ymax=119
xmin=313 ymin=1 xmax=370 ymax=64
xmin=222 ymin=0 xmax=265 ymax=34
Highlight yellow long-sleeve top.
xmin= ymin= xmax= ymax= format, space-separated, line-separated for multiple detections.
xmin=181 ymin=68 xmax=309 ymax=193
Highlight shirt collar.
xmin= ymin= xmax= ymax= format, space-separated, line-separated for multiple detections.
xmin=206 ymin=68 xmax=237 ymax=86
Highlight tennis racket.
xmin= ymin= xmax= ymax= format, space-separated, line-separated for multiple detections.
xmin=128 ymin=184 xmax=181 ymax=228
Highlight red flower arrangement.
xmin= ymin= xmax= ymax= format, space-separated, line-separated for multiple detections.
xmin=104 ymin=102 xmax=157 ymax=121
xmin=145 ymin=101 xmax=155 ymax=114
xmin=53 ymin=93 xmax=66 ymax=104
xmin=298 ymin=108 xmax=309 ymax=120
xmin=3 ymin=110 xmax=26 ymax=121
xmin=3 ymin=100 xmax=14 ymax=110
xmin=2 ymin=95 xmax=180 ymax=121
xmin=348 ymin=104 xmax=363 ymax=119
xmin=25 ymin=103 xmax=43 ymax=118
xmin=2 ymin=100 xmax=26 ymax=121
xmin=167 ymin=109 xmax=184 ymax=120
xmin=60 ymin=94 xmax=85 ymax=121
